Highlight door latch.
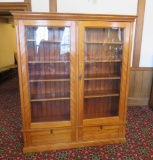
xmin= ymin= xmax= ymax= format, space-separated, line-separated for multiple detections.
xmin=79 ymin=74 xmax=82 ymax=80
xmin=50 ymin=129 xmax=53 ymax=134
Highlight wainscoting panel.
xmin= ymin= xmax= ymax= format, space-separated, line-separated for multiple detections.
xmin=128 ymin=67 xmax=153 ymax=106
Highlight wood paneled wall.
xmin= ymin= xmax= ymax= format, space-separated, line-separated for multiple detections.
xmin=128 ymin=67 xmax=153 ymax=106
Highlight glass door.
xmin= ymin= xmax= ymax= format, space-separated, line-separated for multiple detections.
xmin=78 ymin=21 xmax=130 ymax=125
xmin=23 ymin=21 xmax=77 ymax=127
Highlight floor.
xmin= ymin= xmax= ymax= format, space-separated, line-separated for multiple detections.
xmin=0 ymin=77 xmax=153 ymax=159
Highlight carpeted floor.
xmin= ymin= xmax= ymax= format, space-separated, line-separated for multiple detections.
xmin=0 ymin=77 xmax=153 ymax=160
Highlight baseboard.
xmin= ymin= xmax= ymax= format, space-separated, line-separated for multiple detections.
xmin=128 ymin=97 xmax=149 ymax=106
xmin=23 ymin=138 xmax=126 ymax=153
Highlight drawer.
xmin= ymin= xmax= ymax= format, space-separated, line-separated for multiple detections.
xmin=31 ymin=128 xmax=75 ymax=146
xmin=79 ymin=125 xmax=121 ymax=141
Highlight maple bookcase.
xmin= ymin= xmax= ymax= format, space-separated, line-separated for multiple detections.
xmin=12 ymin=12 xmax=136 ymax=153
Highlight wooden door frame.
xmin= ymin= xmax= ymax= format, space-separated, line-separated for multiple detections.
xmin=49 ymin=0 xmax=57 ymax=12
xmin=132 ymin=0 xmax=146 ymax=67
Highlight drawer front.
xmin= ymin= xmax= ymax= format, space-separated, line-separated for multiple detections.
xmin=79 ymin=125 xmax=121 ymax=141
xmin=31 ymin=128 xmax=75 ymax=146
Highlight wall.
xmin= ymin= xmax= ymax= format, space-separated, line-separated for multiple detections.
xmin=57 ymin=0 xmax=137 ymax=15
xmin=57 ymin=0 xmax=138 ymax=67
xmin=31 ymin=0 xmax=49 ymax=12
xmin=127 ymin=0 xmax=153 ymax=106
xmin=0 ymin=0 xmax=138 ymax=15
xmin=0 ymin=23 xmax=16 ymax=68
xmin=139 ymin=0 xmax=153 ymax=67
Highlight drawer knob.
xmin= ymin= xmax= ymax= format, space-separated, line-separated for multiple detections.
xmin=100 ymin=125 xmax=103 ymax=130
xmin=50 ymin=129 xmax=53 ymax=134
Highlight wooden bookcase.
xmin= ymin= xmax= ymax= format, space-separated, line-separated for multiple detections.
xmin=12 ymin=12 xmax=136 ymax=153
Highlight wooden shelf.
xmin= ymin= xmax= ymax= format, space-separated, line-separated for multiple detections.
xmin=85 ymin=60 xmax=121 ymax=63
xmin=84 ymin=112 xmax=118 ymax=119
xmin=31 ymin=92 xmax=70 ymax=102
xmin=27 ymin=39 xmax=62 ymax=43
xmin=29 ymin=74 xmax=70 ymax=82
xmin=28 ymin=61 xmax=70 ymax=64
xmin=84 ymin=90 xmax=119 ymax=98
xmin=85 ymin=73 xmax=120 ymax=80
xmin=32 ymin=116 xmax=70 ymax=122
xmin=27 ymin=39 xmax=36 ymax=42
xmin=85 ymin=41 xmax=123 ymax=44
xmin=27 ymin=40 xmax=122 ymax=44
xmin=41 ymin=40 xmax=62 ymax=43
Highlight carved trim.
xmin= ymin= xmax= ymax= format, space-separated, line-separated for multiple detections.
xmin=12 ymin=12 xmax=136 ymax=21
xmin=0 ymin=2 xmax=31 ymax=12
xmin=24 ymin=0 xmax=31 ymax=2
xmin=128 ymin=97 xmax=149 ymax=106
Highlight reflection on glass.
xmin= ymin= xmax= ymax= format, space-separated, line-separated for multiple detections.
xmin=36 ymin=27 xmax=48 ymax=45
xmin=60 ymin=27 xmax=70 ymax=59
xmin=84 ymin=27 xmax=124 ymax=61
xmin=28 ymin=63 xmax=70 ymax=80
xmin=85 ymin=28 xmax=123 ymax=43
xmin=26 ymin=26 xmax=70 ymax=61
xmin=85 ymin=44 xmax=123 ymax=61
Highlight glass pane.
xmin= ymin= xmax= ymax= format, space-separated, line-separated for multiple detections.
xmin=28 ymin=63 xmax=70 ymax=80
xmin=85 ymin=28 xmax=123 ymax=42
xmin=25 ymin=26 xmax=71 ymax=122
xmin=84 ymin=97 xmax=119 ymax=119
xmin=84 ymin=28 xmax=123 ymax=61
xmin=30 ymin=81 xmax=70 ymax=100
xmin=84 ymin=79 xmax=120 ymax=97
xmin=84 ymin=27 xmax=124 ymax=119
xmin=31 ymin=100 xmax=70 ymax=122
xmin=84 ymin=62 xmax=121 ymax=78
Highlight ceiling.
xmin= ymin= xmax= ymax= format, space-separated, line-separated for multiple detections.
xmin=0 ymin=11 xmax=14 ymax=26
